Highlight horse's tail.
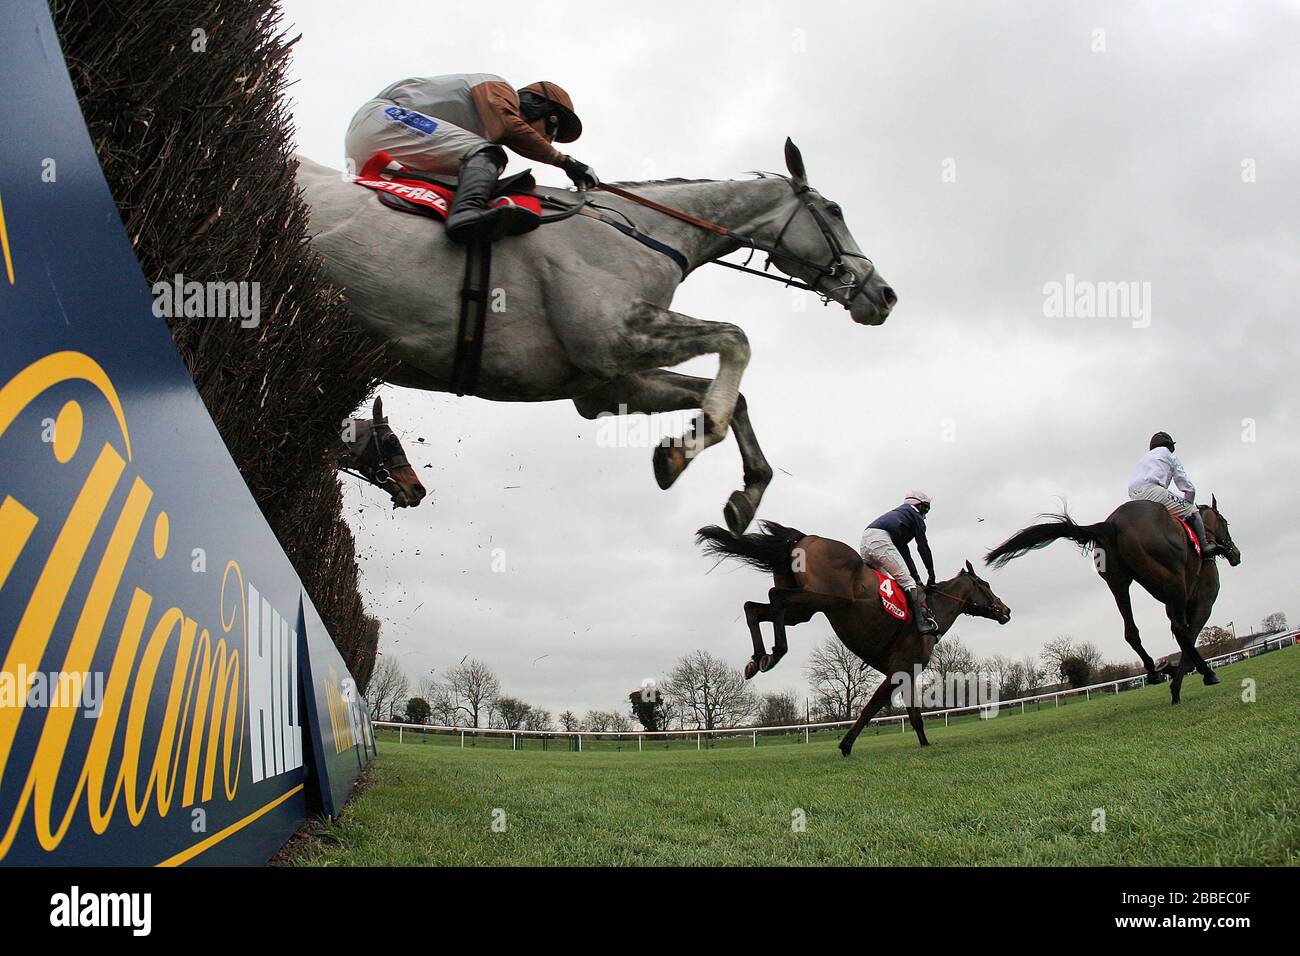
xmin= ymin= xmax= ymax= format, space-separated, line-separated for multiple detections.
xmin=984 ymin=512 xmax=1117 ymax=569
xmin=695 ymin=519 xmax=806 ymax=575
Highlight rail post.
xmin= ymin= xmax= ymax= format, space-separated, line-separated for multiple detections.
xmin=398 ymin=726 xmax=403 ymax=745
xmin=460 ymin=730 xmax=464 ymax=748
xmin=752 ymin=730 xmax=757 ymax=748
xmin=638 ymin=735 xmax=642 ymax=752
xmin=696 ymin=732 xmax=701 ymax=750
xmin=944 ymin=712 xmax=949 ymax=727
xmin=805 ymin=726 xmax=809 ymax=744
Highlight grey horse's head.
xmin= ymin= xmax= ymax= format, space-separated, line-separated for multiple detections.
xmin=762 ymin=139 xmax=896 ymax=326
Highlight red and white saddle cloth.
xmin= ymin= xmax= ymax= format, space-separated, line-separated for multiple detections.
xmin=869 ymin=568 xmax=910 ymax=622
xmin=352 ymin=151 xmax=542 ymax=221
xmin=1176 ymin=516 xmax=1201 ymax=557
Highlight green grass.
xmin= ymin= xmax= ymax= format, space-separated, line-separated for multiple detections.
xmin=286 ymin=649 xmax=1299 ymax=866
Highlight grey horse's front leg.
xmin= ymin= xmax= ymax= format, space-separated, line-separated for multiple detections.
xmin=573 ymin=369 xmax=772 ymax=533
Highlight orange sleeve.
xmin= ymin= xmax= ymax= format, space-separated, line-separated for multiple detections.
xmin=470 ymin=80 xmax=567 ymax=166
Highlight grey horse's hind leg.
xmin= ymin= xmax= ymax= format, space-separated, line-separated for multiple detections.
xmin=573 ymin=369 xmax=772 ymax=533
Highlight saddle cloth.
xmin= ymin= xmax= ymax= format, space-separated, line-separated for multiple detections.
xmin=352 ymin=151 xmax=542 ymax=221
xmin=1176 ymin=516 xmax=1201 ymax=557
xmin=869 ymin=568 xmax=909 ymax=621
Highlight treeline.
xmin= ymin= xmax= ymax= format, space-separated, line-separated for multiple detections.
xmin=368 ymin=607 xmax=1291 ymax=732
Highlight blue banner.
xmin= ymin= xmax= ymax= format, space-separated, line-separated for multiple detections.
xmin=0 ymin=0 xmax=370 ymax=865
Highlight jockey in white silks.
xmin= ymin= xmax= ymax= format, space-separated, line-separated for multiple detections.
xmin=1127 ymin=431 xmax=1223 ymax=557
xmin=859 ymin=491 xmax=940 ymax=635
xmin=344 ymin=75 xmax=598 ymax=243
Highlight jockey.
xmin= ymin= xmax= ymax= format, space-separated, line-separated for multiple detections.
xmin=1127 ymin=431 xmax=1223 ymax=557
xmin=344 ymin=74 xmax=598 ymax=243
xmin=860 ymin=492 xmax=939 ymax=635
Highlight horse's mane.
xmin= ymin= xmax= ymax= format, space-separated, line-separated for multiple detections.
xmin=609 ymin=172 xmax=790 ymax=188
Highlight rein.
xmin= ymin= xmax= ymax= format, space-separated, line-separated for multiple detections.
xmin=592 ymin=179 xmax=875 ymax=304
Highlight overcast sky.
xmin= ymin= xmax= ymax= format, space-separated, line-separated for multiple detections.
xmin=281 ymin=0 xmax=1299 ymax=721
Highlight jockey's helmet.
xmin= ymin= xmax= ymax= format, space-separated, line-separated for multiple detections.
xmin=1149 ymin=431 xmax=1176 ymax=452
xmin=904 ymin=491 xmax=932 ymax=510
xmin=517 ymin=81 xmax=582 ymax=143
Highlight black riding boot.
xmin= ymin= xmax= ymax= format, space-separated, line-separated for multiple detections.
xmin=1186 ymin=510 xmax=1220 ymax=558
xmin=445 ymin=149 xmax=537 ymax=243
xmin=906 ymin=586 xmax=939 ymax=635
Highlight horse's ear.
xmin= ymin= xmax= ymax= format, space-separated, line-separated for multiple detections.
xmin=784 ymin=138 xmax=807 ymax=186
xmin=965 ymin=559 xmax=975 ymax=574
xmin=1211 ymin=493 xmax=1218 ymax=511
xmin=372 ymin=395 xmax=384 ymax=421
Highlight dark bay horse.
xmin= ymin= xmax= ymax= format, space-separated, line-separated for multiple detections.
xmin=338 ymin=396 xmax=426 ymax=508
xmin=697 ymin=521 xmax=1011 ymax=755
xmin=984 ymin=498 xmax=1240 ymax=704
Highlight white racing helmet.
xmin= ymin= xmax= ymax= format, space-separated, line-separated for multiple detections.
xmin=903 ymin=491 xmax=932 ymax=508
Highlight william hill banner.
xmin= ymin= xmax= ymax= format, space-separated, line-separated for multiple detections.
xmin=0 ymin=1 xmax=372 ymax=865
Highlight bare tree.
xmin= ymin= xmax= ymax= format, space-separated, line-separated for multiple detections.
xmin=983 ymin=654 xmax=1028 ymax=700
xmin=755 ymin=689 xmax=801 ymax=727
xmin=927 ymin=635 xmax=977 ymax=689
xmin=1021 ymin=654 xmax=1047 ymax=693
xmin=558 ymin=710 xmax=581 ymax=732
xmin=364 ymin=656 xmax=409 ymax=720
xmin=1040 ymin=635 xmax=1076 ymax=681
xmin=444 ymin=658 xmax=500 ymax=728
xmin=423 ymin=678 xmax=459 ymax=726
xmin=495 ymin=695 xmax=533 ymax=730
xmin=522 ymin=707 xmax=553 ymax=732
xmin=583 ymin=710 xmax=631 ymax=733
xmin=804 ymin=637 xmax=880 ymax=721
xmin=662 ymin=650 xmax=756 ymax=730
xmin=1262 ymin=612 xmax=1288 ymax=634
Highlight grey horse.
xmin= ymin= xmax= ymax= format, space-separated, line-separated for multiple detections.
xmin=295 ymin=139 xmax=896 ymax=533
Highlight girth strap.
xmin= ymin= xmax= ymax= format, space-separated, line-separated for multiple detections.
xmin=450 ymin=239 xmax=492 ymax=396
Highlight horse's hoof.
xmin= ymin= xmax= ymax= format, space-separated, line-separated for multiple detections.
xmin=724 ymin=491 xmax=755 ymax=536
xmin=652 ymin=440 xmax=687 ymax=490
xmin=838 ymin=744 xmax=852 ymax=758
xmin=743 ymin=659 xmax=759 ymax=681
xmin=1146 ymin=670 xmax=1165 ymax=685
xmin=1203 ymin=670 xmax=1221 ymax=686
xmin=759 ymin=654 xmax=777 ymax=673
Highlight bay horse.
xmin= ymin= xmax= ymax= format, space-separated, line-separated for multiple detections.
xmin=338 ymin=396 xmax=426 ymax=508
xmin=296 ymin=140 xmax=896 ymax=535
xmin=984 ymin=497 xmax=1240 ymax=704
xmin=696 ymin=521 xmax=1011 ymax=755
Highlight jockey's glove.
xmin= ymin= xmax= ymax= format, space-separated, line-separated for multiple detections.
xmin=561 ymin=155 xmax=600 ymax=190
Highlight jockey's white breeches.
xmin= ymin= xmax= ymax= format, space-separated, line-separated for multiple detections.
xmin=1128 ymin=481 xmax=1196 ymax=518
xmin=344 ymin=99 xmax=493 ymax=176
xmin=858 ymin=528 xmax=916 ymax=590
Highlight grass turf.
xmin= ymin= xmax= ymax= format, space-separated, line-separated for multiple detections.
xmin=284 ymin=648 xmax=1298 ymax=866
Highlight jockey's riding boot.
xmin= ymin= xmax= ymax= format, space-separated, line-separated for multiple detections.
xmin=906 ymin=586 xmax=939 ymax=635
xmin=446 ymin=149 xmax=538 ymax=243
xmin=1186 ymin=510 xmax=1221 ymax=558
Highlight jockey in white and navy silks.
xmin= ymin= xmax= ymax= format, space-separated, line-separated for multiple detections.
xmin=1127 ymin=431 xmax=1222 ymax=556
xmin=859 ymin=492 xmax=939 ymax=635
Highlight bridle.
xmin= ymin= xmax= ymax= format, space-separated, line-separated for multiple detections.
xmin=339 ymin=419 xmax=409 ymax=494
xmin=594 ymin=177 xmax=877 ymax=307
xmin=929 ymin=577 xmax=1005 ymax=620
